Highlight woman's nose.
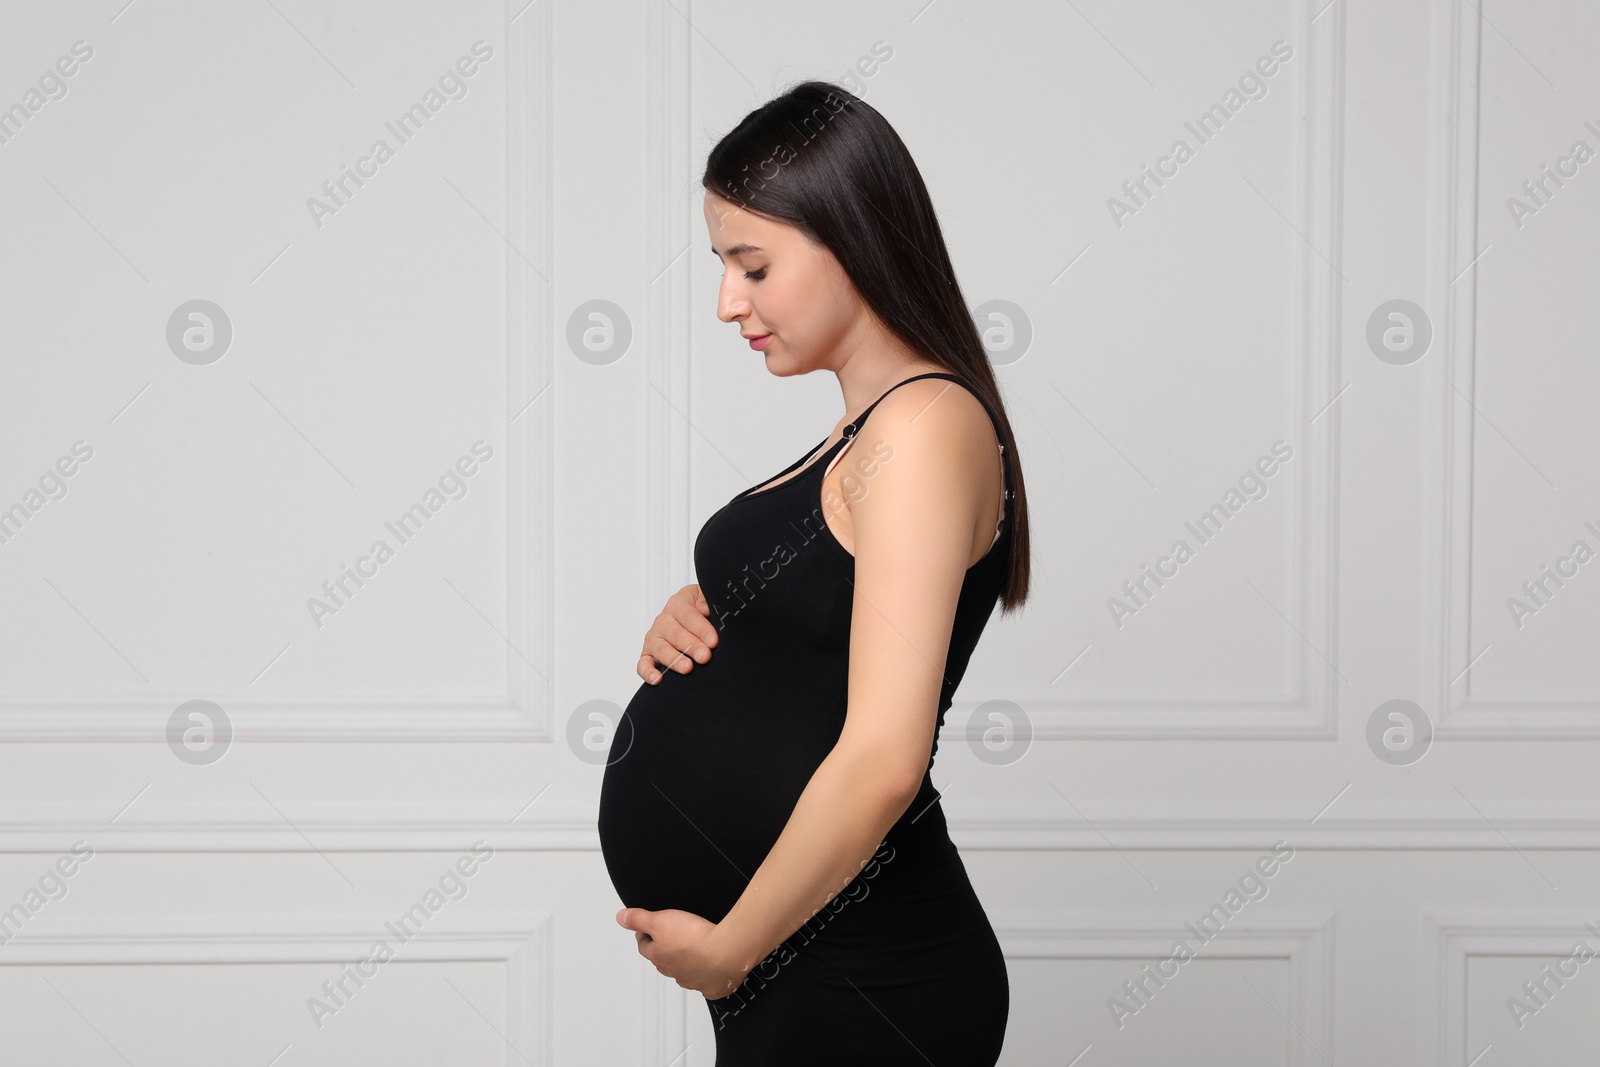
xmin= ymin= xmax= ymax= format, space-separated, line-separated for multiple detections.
xmin=717 ymin=282 xmax=748 ymax=323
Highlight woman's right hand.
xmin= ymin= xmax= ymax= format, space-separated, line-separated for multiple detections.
xmin=637 ymin=583 xmax=718 ymax=684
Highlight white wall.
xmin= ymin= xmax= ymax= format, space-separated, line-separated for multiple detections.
xmin=1 ymin=1 xmax=1596 ymax=1064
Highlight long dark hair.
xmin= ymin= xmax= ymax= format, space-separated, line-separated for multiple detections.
xmin=702 ymin=80 xmax=1031 ymax=612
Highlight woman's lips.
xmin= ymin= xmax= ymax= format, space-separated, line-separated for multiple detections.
xmin=747 ymin=334 xmax=771 ymax=351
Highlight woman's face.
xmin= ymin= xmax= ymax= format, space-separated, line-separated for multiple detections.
xmin=702 ymin=192 xmax=868 ymax=373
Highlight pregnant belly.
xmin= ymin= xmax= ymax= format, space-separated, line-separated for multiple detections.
xmin=597 ymin=659 xmax=844 ymax=922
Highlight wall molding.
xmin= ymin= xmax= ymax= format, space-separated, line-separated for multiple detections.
xmin=647 ymin=0 xmax=696 ymax=613
xmin=11 ymin=795 xmax=1600 ymax=851
xmin=1419 ymin=908 xmax=1600 ymax=1066
xmin=995 ymin=909 xmax=1336 ymax=1066
xmin=0 ymin=695 xmax=548 ymax=743
xmin=0 ymin=0 xmax=555 ymax=744
xmin=1011 ymin=0 xmax=1347 ymax=739
xmin=1424 ymin=0 xmax=1600 ymax=738
xmin=1 ymin=911 xmax=553 ymax=1067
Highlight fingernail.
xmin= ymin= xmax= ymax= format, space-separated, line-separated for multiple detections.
xmin=616 ymin=909 xmax=627 ymax=925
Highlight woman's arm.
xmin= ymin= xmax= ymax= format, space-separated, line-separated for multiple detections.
xmin=706 ymin=381 xmax=998 ymax=978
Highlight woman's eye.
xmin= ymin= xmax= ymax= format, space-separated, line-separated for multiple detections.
xmin=743 ymin=268 xmax=766 ymax=281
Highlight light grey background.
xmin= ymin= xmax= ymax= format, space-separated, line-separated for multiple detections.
xmin=0 ymin=0 xmax=1597 ymax=1064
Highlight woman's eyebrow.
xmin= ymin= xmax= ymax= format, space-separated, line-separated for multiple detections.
xmin=711 ymin=243 xmax=763 ymax=258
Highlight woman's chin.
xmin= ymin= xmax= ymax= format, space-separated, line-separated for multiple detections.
xmin=761 ymin=348 xmax=821 ymax=375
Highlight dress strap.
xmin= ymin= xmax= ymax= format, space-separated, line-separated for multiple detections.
xmin=842 ymin=372 xmax=1012 ymax=506
xmin=842 ymin=372 xmax=951 ymax=438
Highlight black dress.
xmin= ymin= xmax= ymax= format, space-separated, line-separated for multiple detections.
xmin=598 ymin=372 xmax=1012 ymax=1065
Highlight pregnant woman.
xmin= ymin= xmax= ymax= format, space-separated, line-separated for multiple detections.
xmin=597 ymin=80 xmax=1031 ymax=1066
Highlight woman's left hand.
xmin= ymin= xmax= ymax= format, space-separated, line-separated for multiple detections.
xmin=616 ymin=906 xmax=750 ymax=999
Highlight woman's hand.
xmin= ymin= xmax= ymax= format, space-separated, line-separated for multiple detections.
xmin=636 ymin=583 xmax=718 ymax=684
xmin=617 ymin=906 xmax=750 ymax=999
